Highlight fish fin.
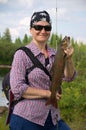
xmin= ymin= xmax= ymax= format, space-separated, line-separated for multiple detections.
xmin=45 ymin=98 xmax=58 ymax=108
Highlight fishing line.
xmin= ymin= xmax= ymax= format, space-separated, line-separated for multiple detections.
xmin=56 ymin=0 xmax=58 ymax=50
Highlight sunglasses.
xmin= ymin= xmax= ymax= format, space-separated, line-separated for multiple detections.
xmin=32 ymin=25 xmax=52 ymax=31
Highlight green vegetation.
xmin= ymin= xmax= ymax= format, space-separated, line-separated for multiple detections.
xmin=0 ymin=28 xmax=86 ymax=130
xmin=0 ymin=111 xmax=9 ymax=130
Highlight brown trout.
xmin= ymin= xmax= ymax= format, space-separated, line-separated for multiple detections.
xmin=46 ymin=36 xmax=70 ymax=108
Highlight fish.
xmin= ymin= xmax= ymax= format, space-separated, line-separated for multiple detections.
xmin=46 ymin=36 xmax=70 ymax=108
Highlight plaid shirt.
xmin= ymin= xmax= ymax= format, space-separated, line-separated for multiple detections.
xmin=10 ymin=42 xmax=60 ymax=126
xmin=10 ymin=42 xmax=76 ymax=126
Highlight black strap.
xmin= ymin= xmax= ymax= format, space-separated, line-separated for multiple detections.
xmin=19 ymin=46 xmax=52 ymax=81
xmin=25 ymin=65 xmax=35 ymax=84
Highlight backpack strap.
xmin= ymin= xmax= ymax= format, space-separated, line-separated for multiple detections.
xmin=19 ymin=46 xmax=52 ymax=81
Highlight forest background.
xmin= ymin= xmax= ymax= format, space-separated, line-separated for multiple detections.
xmin=0 ymin=28 xmax=86 ymax=130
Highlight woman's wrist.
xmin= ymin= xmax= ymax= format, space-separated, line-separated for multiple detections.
xmin=45 ymin=90 xmax=51 ymax=98
xmin=66 ymin=55 xmax=72 ymax=61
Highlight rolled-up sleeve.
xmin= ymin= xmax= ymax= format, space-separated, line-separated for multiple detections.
xmin=10 ymin=50 xmax=29 ymax=100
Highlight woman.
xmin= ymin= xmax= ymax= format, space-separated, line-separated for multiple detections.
xmin=10 ymin=10 xmax=76 ymax=130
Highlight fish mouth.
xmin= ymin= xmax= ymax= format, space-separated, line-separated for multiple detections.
xmin=61 ymin=36 xmax=70 ymax=50
xmin=67 ymin=36 xmax=70 ymax=40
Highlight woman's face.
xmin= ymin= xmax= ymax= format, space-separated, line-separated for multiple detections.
xmin=30 ymin=21 xmax=52 ymax=44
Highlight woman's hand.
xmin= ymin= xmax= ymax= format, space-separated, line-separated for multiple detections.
xmin=45 ymin=90 xmax=62 ymax=100
xmin=56 ymin=92 xmax=62 ymax=100
xmin=64 ymin=45 xmax=74 ymax=58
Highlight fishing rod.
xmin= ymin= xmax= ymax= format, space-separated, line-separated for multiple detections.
xmin=56 ymin=0 xmax=58 ymax=50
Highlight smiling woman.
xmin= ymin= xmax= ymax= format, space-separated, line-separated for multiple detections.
xmin=9 ymin=10 xmax=59 ymax=130
xmin=8 ymin=10 xmax=76 ymax=130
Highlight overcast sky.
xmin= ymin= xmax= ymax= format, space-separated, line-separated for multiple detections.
xmin=0 ymin=0 xmax=86 ymax=43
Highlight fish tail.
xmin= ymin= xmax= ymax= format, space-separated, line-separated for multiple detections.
xmin=45 ymin=97 xmax=58 ymax=108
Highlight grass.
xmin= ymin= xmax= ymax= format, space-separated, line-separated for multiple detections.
xmin=69 ymin=120 xmax=86 ymax=130
xmin=61 ymin=108 xmax=86 ymax=130
xmin=0 ymin=111 xmax=9 ymax=130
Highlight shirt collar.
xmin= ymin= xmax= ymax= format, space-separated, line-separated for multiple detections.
xmin=47 ymin=45 xmax=56 ymax=57
xmin=26 ymin=42 xmax=56 ymax=57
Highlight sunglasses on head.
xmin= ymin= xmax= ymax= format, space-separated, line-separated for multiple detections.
xmin=32 ymin=25 xmax=52 ymax=31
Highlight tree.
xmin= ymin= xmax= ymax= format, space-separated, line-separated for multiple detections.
xmin=49 ymin=33 xmax=62 ymax=49
xmin=23 ymin=34 xmax=28 ymax=44
xmin=15 ymin=37 xmax=22 ymax=44
xmin=2 ymin=28 xmax=12 ymax=43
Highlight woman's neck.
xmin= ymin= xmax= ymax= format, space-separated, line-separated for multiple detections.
xmin=32 ymin=40 xmax=48 ymax=58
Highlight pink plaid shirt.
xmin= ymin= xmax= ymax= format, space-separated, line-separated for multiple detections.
xmin=10 ymin=42 xmax=76 ymax=126
xmin=10 ymin=42 xmax=60 ymax=126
